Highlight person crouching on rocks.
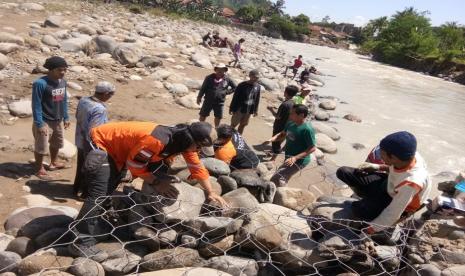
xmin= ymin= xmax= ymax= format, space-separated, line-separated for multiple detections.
xmin=197 ymin=64 xmax=236 ymax=128
xmin=336 ymin=131 xmax=431 ymax=234
xmin=73 ymin=81 xmax=116 ymax=198
xmin=68 ymin=121 xmax=228 ymax=260
xmin=32 ymin=56 xmax=71 ymax=180
xmin=264 ymin=104 xmax=317 ymax=187
xmin=213 ymin=124 xmax=259 ymax=170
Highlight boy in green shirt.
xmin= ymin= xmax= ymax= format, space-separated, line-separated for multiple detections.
xmin=293 ymin=83 xmax=312 ymax=105
xmin=264 ymin=104 xmax=317 ymax=187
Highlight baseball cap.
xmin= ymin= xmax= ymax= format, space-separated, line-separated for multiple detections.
xmin=95 ymin=81 xmax=116 ymax=94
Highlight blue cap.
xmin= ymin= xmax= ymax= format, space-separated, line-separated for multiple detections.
xmin=380 ymin=131 xmax=417 ymax=161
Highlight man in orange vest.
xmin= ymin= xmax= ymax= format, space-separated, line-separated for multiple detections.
xmin=69 ymin=121 xmax=227 ymax=260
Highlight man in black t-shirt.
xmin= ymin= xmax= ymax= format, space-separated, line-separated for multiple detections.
xmin=267 ymin=85 xmax=299 ymax=160
xmin=197 ymin=64 xmax=236 ymax=127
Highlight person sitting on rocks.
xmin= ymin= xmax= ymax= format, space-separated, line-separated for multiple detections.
xmin=283 ymin=55 xmax=303 ymax=79
xmin=68 ymin=121 xmax=228 ymax=260
xmin=336 ymin=131 xmax=432 ymax=234
xmin=202 ymin=32 xmax=213 ymax=49
xmin=31 ymin=56 xmax=71 ymax=180
xmin=293 ymin=83 xmax=312 ymax=105
xmin=229 ymin=69 xmax=261 ymax=135
xmin=212 ymin=30 xmax=221 ymax=46
xmin=197 ymin=64 xmax=236 ymax=128
xmin=228 ymin=38 xmax=245 ymax=68
xmin=265 ymin=104 xmax=317 ymax=187
xmin=267 ymin=85 xmax=299 ymax=161
xmin=73 ymin=81 xmax=115 ymax=198
xmin=213 ymin=124 xmax=259 ymax=170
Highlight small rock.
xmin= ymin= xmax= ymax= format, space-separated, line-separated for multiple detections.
xmin=41 ymin=35 xmax=59 ymax=47
xmin=141 ymin=248 xmax=201 ymax=271
xmin=101 ymin=250 xmax=141 ymax=275
xmin=184 ymin=217 xmax=243 ymax=238
xmin=176 ymin=94 xmax=201 ymax=109
xmin=67 ymin=81 xmax=82 ymax=91
xmin=204 ymin=256 xmax=258 ymax=276
xmin=140 ymin=56 xmax=163 ymax=68
xmin=69 ymin=65 xmax=89 ymax=74
xmin=17 ymin=253 xmax=73 ymax=275
xmin=0 ymin=32 xmax=24 ymax=45
xmin=343 ymin=114 xmax=362 ymax=123
xmin=0 ymin=233 xmax=14 ymax=251
xmin=201 ymin=158 xmax=230 ymax=176
xmin=68 ymin=257 xmax=105 ymax=276
xmin=77 ymin=24 xmax=97 ymax=36
xmin=20 ymin=3 xmax=45 ymax=11
xmin=6 ymin=237 xmax=35 ymax=258
xmin=273 ymin=187 xmax=315 ymax=211
xmin=113 ymin=43 xmax=143 ymax=66
xmin=314 ymin=111 xmax=330 ymax=121
xmin=319 ymin=100 xmax=337 ymax=110
xmin=8 ymin=100 xmax=32 ymax=118
xmin=129 ymin=75 xmax=142 ymax=81
xmin=311 ymin=121 xmax=340 ymax=141
xmin=441 ymin=265 xmax=465 ymax=276
xmin=217 ymin=176 xmax=238 ymax=194
xmin=352 ymin=143 xmax=365 ymax=150
xmin=316 ymin=133 xmax=337 ymax=153
xmin=0 ymin=43 xmax=20 ymax=54
xmin=58 ymin=139 xmax=77 ymax=159
xmin=0 ymin=53 xmax=9 ymax=70
xmin=418 ymin=264 xmax=442 ymax=276
xmin=0 ymin=251 xmax=22 ymax=272
xmin=191 ymin=52 xmax=212 ymax=69
xmin=198 ymin=235 xmax=235 ymax=258
xmin=180 ymin=234 xmax=198 ymax=248
xmin=166 ymin=83 xmax=189 ymax=95
xmin=61 ymin=35 xmax=91 ymax=52
xmin=44 ymin=15 xmax=63 ymax=28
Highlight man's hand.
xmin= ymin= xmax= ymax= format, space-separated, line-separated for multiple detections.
xmin=64 ymin=121 xmax=71 ymax=130
xmin=358 ymin=162 xmax=380 ymax=172
xmin=208 ymin=192 xmax=229 ymax=208
xmin=196 ymin=97 xmax=202 ymax=105
xmin=153 ymin=183 xmax=179 ymax=198
xmin=284 ymin=157 xmax=297 ymax=166
xmin=38 ymin=126 xmax=48 ymax=136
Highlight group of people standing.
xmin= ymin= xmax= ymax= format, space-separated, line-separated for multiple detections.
xmin=29 ymin=53 xmax=433 ymax=259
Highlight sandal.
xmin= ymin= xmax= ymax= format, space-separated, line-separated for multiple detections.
xmin=47 ymin=163 xmax=72 ymax=171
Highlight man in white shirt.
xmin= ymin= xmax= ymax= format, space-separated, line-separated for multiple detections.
xmin=336 ymin=131 xmax=431 ymax=233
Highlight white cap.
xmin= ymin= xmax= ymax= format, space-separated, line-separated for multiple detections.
xmin=95 ymin=81 xmax=116 ymax=94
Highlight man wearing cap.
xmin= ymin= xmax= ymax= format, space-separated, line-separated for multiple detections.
xmin=31 ymin=56 xmax=70 ymax=180
xmin=69 ymin=121 xmax=228 ymax=260
xmin=197 ymin=64 xmax=236 ymax=128
xmin=293 ymin=84 xmax=312 ymax=105
xmin=229 ymin=69 xmax=261 ymax=135
xmin=73 ymin=81 xmax=115 ymax=197
xmin=336 ymin=131 xmax=431 ymax=233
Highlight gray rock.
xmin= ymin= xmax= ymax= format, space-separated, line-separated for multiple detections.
xmin=201 ymin=158 xmax=230 ymax=176
xmin=375 ymin=245 xmax=400 ymax=271
xmin=140 ymin=56 xmax=163 ymax=68
xmin=61 ymin=35 xmax=91 ymax=52
xmin=0 ymin=32 xmax=24 ymax=45
xmin=230 ymin=169 xmax=262 ymax=187
xmin=319 ymin=100 xmax=337 ymax=110
xmin=92 ymin=35 xmax=117 ymax=54
xmin=113 ymin=43 xmax=143 ymax=66
xmin=176 ymin=94 xmax=201 ymax=109
xmin=132 ymin=226 xmax=160 ymax=251
xmin=0 ymin=43 xmax=20 ymax=54
xmin=44 ymin=15 xmax=63 ymax=28
xmin=184 ymin=79 xmax=203 ymax=90
xmin=141 ymin=182 xmax=205 ymax=223
xmin=68 ymin=257 xmax=105 ymax=276
xmin=101 ymin=250 xmax=141 ymax=275
xmin=41 ymin=35 xmax=59 ymax=47
xmin=78 ymin=25 xmax=97 ymax=36
xmin=141 ymin=248 xmax=201 ymax=271
xmin=152 ymin=69 xmax=172 ymax=80
xmin=273 ymin=187 xmax=315 ymax=211
xmin=311 ymin=121 xmax=340 ymax=141
xmin=140 ymin=30 xmax=156 ymax=38
xmin=432 ymin=249 xmax=465 ymax=264
xmin=448 ymin=229 xmax=465 ymax=240
xmin=5 ymin=237 xmax=35 ymax=258
xmin=67 ymin=81 xmax=82 ymax=91
xmin=20 ymin=2 xmax=45 ymax=11
xmin=180 ymin=234 xmax=198 ymax=248
xmin=222 ymin=188 xmax=259 ymax=214
xmin=204 ymin=256 xmax=258 ymax=276
xmin=314 ymin=111 xmax=330 ymax=121
xmin=198 ymin=235 xmax=235 ymax=258
xmin=352 ymin=143 xmax=365 ymax=150
xmin=343 ymin=114 xmax=362 ymax=123
xmin=166 ymin=83 xmax=189 ymax=96
xmin=0 ymin=53 xmax=8 ymax=70
xmin=418 ymin=264 xmax=441 ymax=276
xmin=184 ymin=217 xmax=243 ymax=238
xmin=191 ymin=52 xmax=212 ymax=69
xmin=0 ymin=251 xmax=21 ymax=272
xmin=316 ymin=133 xmax=337 ymax=154
xmin=17 ymin=253 xmax=73 ymax=275
xmin=441 ymin=265 xmax=465 ymax=276
xmin=217 ymin=176 xmax=238 ymax=194
xmin=158 ymin=229 xmax=178 ymax=246
xmin=0 ymin=233 xmax=14 ymax=251
xmin=8 ymin=100 xmax=32 ymax=117
xmin=259 ymin=78 xmax=279 ymax=91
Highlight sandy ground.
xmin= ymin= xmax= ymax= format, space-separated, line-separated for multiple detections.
xmin=0 ymin=2 xmax=346 ymax=231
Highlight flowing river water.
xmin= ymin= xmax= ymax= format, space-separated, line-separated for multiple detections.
xmin=278 ymin=41 xmax=465 ymax=183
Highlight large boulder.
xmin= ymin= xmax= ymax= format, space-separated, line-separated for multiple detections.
xmin=141 ymin=182 xmax=205 ymax=223
xmin=0 ymin=53 xmax=8 ymax=70
xmin=68 ymin=258 xmax=105 ymax=276
xmin=198 ymin=235 xmax=235 ymax=258
xmin=183 ymin=217 xmax=243 ymax=238
xmin=0 ymin=32 xmax=24 ymax=45
xmin=204 ymin=256 xmax=258 ymax=276
xmin=44 ymin=15 xmax=63 ymax=28
xmin=41 ymin=35 xmax=59 ymax=47
xmin=308 ymin=196 xmax=356 ymax=230
xmin=259 ymin=78 xmax=279 ymax=91
xmin=191 ymin=52 xmax=213 ymax=69
xmin=311 ymin=122 xmax=340 ymax=141
xmin=319 ymin=100 xmax=337 ymax=110
xmin=61 ymin=35 xmax=91 ymax=52
xmin=0 ymin=251 xmax=21 ymax=272
xmin=19 ymin=3 xmax=45 ymax=11
xmin=176 ymin=94 xmax=201 ymax=109
xmin=8 ymin=100 xmax=32 ymax=118
xmin=141 ymin=248 xmax=201 ymax=271
xmin=0 ymin=233 xmax=14 ymax=251
xmin=201 ymin=158 xmax=230 ymax=176
xmin=6 ymin=237 xmax=35 ymax=258
xmin=165 ymin=83 xmax=189 ymax=96
xmin=273 ymin=187 xmax=315 ymax=211
xmin=17 ymin=253 xmax=73 ymax=275
xmin=316 ymin=133 xmax=337 ymax=153
xmin=113 ymin=43 xmax=143 ymax=66
xmin=0 ymin=43 xmax=20 ymax=55
xmin=92 ymin=35 xmax=118 ymax=54
xmin=184 ymin=79 xmax=203 ymax=90
xmin=221 ymin=188 xmax=259 ymax=214
xmin=217 ymin=176 xmax=238 ymax=194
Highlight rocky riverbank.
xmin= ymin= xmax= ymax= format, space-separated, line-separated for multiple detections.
xmin=0 ymin=1 xmax=464 ymax=275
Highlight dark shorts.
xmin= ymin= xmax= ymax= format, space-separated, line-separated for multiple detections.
xmin=199 ymin=101 xmax=224 ymax=118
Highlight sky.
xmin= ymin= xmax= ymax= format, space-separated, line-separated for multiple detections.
xmin=283 ymin=0 xmax=465 ymax=27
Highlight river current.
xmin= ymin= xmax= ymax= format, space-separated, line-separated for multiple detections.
xmin=278 ymin=41 xmax=465 ymax=180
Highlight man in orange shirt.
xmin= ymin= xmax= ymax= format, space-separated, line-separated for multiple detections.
xmin=69 ymin=121 xmax=226 ymax=260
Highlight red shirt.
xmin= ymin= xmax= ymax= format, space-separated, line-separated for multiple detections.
xmin=293 ymin=59 xmax=303 ymax=68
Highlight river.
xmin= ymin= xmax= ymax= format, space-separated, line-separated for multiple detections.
xmin=278 ymin=41 xmax=465 ymax=181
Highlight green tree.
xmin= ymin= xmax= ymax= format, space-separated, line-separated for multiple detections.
xmin=264 ymin=14 xmax=298 ymax=40
xmin=267 ymin=0 xmax=285 ymax=16
xmin=435 ymin=22 xmax=465 ymax=60
xmin=236 ymin=5 xmax=264 ymax=24
xmin=292 ymin=14 xmax=310 ymax=27
xmin=372 ymin=7 xmax=439 ymax=65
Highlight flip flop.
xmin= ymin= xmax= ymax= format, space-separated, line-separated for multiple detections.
xmin=47 ymin=163 xmax=72 ymax=171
